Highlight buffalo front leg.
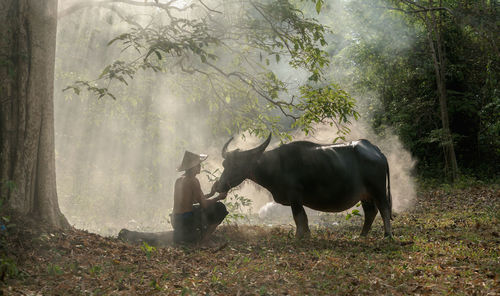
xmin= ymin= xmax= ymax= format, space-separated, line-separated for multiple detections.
xmin=360 ymin=201 xmax=378 ymax=236
xmin=291 ymin=203 xmax=310 ymax=239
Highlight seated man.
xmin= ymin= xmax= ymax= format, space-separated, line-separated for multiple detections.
xmin=171 ymin=151 xmax=228 ymax=244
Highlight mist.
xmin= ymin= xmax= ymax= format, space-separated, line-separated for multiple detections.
xmin=54 ymin=0 xmax=416 ymax=236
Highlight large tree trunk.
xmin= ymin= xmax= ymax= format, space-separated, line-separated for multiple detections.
xmin=0 ymin=0 xmax=69 ymax=228
xmin=425 ymin=0 xmax=459 ymax=181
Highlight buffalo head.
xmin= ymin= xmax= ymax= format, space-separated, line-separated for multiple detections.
xmin=215 ymin=133 xmax=271 ymax=193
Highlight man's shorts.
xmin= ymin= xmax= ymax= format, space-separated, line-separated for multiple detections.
xmin=171 ymin=202 xmax=228 ymax=243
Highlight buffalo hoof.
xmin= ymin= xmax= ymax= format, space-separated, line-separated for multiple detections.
xmin=295 ymin=231 xmax=311 ymax=240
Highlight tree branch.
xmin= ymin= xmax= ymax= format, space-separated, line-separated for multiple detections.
xmin=250 ymin=1 xmax=293 ymax=55
xmin=58 ymin=0 xmax=192 ymax=19
xmin=384 ymin=6 xmax=453 ymax=15
xmin=189 ymin=60 xmax=298 ymax=120
xmin=198 ymin=0 xmax=222 ymax=14
xmin=396 ymin=0 xmax=453 ymax=15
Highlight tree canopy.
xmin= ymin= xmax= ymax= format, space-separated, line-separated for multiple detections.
xmin=62 ymin=0 xmax=359 ymax=140
xmin=326 ymin=0 xmax=499 ymax=179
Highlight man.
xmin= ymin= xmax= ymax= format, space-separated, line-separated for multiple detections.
xmin=171 ymin=151 xmax=228 ymax=244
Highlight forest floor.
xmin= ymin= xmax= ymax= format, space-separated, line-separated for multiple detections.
xmin=0 ymin=186 xmax=499 ymax=295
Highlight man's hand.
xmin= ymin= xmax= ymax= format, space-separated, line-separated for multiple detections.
xmin=204 ymin=180 xmax=219 ymax=198
xmin=204 ymin=181 xmax=218 ymax=198
xmin=216 ymin=191 xmax=228 ymax=201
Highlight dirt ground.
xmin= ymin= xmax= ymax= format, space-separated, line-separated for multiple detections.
xmin=0 ymin=186 xmax=499 ymax=295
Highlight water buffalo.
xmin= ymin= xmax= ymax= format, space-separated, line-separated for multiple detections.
xmin=213 ymin=134 xmax=393 ymax=238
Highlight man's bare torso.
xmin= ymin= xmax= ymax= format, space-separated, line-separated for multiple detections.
xmin=173 ymin=176 xmax=202 ymax=214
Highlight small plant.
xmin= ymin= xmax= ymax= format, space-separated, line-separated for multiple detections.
xmin=224 ymin=193 xmax=253 ymax=225
xmin=202 ymin=168 xmax=253 ymax=225
xmin=1 ymin=180 xmax=16 ymax=193
xmin=0 ymin=256 xmax=19 ymax=280
xmin=210 ymin=266 xmax=226 ymax=287
xmin=149 ymin=278 xmax=162 ymax=291
xmin=89 ymin=264 xmax=102 ymax=275
xmin=46 ymin=263 xmax=64 ymax=276
xmin=0 ymin=180 xmax=16 ymax=231
xmin=180 ymin=287 xmax=195 ymax=296
xmin=345 ymin=203 xmax=362 ymax=220
xmin=141 ymin=241 xmax=156 ymax=259
xmin=0 ymin=181 xmax=18 ymax=282
xmin=202 ymin=168 xmax=221 ymax=183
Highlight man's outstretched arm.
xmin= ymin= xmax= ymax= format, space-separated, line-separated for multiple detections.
xmin=192 ymin=179 xmax=227 ymax=208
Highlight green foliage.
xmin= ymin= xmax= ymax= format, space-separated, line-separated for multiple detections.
xmin=223 ymin=193 xmax=253 ymax=225
xmin=61 ymin=0 xmax=357 ymax=139
xmin=202 ymin=169 xmax=253 ymax=225
xmin=141 ymin=242 xmax=157 ymax=260
xmin=46 ymin=263 xmax=64 ymax=276
xmin=418 ymin=173 xmax=499 ymax=192
xmin=0 ymin=180 xmax=15 ymax=233
xmin=331 ymin=0 xmax=499 ymax=179
xmin=63 ymin=79 xmax=116 ymax=100
xmin=1 ymin=179 xmax=16 ymax=209
xmin=89 ymin=264 xmax=102 ymax=276
xmin=247 ymin=0 xmax=329 ymax=80
xmin=345 ymin=203 xmax=362 ymax=220
xmin=149 ymin=278 xmax=162 ymax=291
xmin=0 ymin=256 xmax=19 ymax=280
xmin=0 ymin=180 xmax=17 ymax=282
xmin=1 ymin=180 xmax=16 ymax=193
xmin=294 ymin=83 xmax=359 ymax=140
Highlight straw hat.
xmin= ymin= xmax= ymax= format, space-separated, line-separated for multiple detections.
xmin=177 ymin=151 xmax=208 ymax=171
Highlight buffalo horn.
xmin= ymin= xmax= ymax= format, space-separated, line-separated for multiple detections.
xmin=221 ymin=136 xmax=234 ymax=159
xmin=245 ymin=133 xmax=272 ymax=155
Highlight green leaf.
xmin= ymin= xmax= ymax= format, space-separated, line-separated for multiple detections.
xmin=62 ymin=86 xmax=80 ymax=95
xmin=225 ymin=95 xmax=231 ymax=103
xmin=315 ymin=0 xmax=323 ymax=14
xmin=98 ymin=65 xmax=111 ymax=79
xmin=107 ymin=93 xmax=117 ymax=100
xmin=107 ymin=33 xmax=129 ymax=46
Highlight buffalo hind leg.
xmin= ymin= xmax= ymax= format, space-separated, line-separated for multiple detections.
xmin=360 ymin=201 xmax=378 ymax=236
xmin=291 ymin=203 xmax=310 ymax=239
xmin=374 ymin=196 xmax=392 ymax=238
